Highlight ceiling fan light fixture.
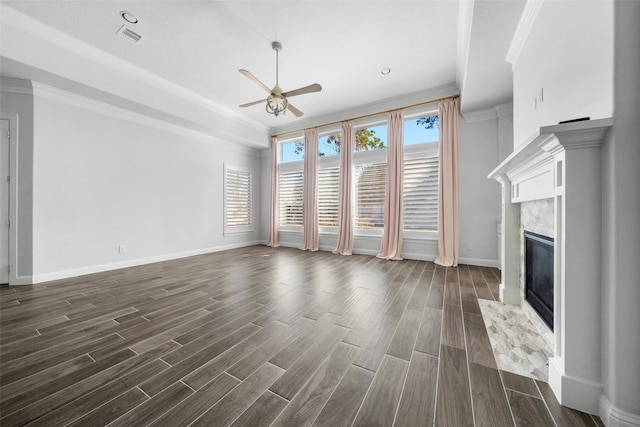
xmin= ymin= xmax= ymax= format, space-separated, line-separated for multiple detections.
xmin=266 ymin=94 xmax=288 ymax=117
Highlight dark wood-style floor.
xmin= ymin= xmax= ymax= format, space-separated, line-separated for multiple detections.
xmin=0 ymin=246 xmax=603 ymax=427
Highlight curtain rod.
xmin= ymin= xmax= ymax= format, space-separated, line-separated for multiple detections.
xmin=272 ymin=94 xmax=459 ymax=139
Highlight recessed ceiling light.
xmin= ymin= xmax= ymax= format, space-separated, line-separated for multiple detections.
xmin=381 ymin=68 xmax=391 ymax=75
xmin=120 ymin=11 xmax=139 ymax=24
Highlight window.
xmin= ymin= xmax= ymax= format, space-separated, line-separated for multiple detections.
xmin=281 ymin=140 xmax=304 ymax=162
xmin=354 ymin=161 xmax=387 ymax=229
xmin=278 ymin=136 xmax=304 ymax=228
xmin=278 ymin=169 xmax=303 ymax=227
xmin=403 ymin=113 xmax=440 ymax=231
xmin=353 ymin=123 xmax=387 ymax=231
xmin=318 ymin=166 xmax=339 ymax=227
xmin=224 ymin=165 xmax=253 ymax=234
xmin=273 ymin=112 xmax=440 ymax=236
xmin=404 ymin=154 xmax=439 ymax=230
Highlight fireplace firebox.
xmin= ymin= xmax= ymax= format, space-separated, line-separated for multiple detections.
xmin=524 ymin=231 xmax=554 ymax=330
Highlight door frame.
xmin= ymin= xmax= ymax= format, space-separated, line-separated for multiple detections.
xmin=1 ymin=113 xmax=18 ymax=285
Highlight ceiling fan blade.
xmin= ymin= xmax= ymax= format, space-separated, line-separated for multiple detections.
xmin=239 ymin=69 xmax=272 ymax=94
xmin=286 ymin=102 xmax=304 ymax=117
xmin=282 ymin=83 xmax=322 ymax=98
xmin=239 ymin=99 xmax=267 ymax=108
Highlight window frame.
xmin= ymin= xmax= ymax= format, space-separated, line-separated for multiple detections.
xmin=223 ymin=163 xmax=254 ymax=235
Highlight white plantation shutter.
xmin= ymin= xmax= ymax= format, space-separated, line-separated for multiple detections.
xmin=354 ymin=162 xmax=387 ymax=229
xmin=278 ymin=170 xmax=304 ymax=226
xmin=224 ymin=166 xmax=253 ymax=233
xmin=403 ymin=155 xmax=439 ymax=230
xmin=318 ymin=167 xmax=340 ymax=227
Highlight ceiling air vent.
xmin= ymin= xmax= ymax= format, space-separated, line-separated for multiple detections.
xmin=116 ymin=25 xmax=142 ymax=44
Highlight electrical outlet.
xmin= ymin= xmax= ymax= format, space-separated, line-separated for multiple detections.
xmin=467 ymin=243 xmax=473 ymax=250
xmin=118 ymin=245 xmax=126 ymax=254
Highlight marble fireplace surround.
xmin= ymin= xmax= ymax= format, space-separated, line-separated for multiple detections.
xmin=488 ymin=118 xmax=612 ymax=414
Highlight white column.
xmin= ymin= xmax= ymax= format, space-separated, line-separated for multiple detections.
xmin=545 ymin=127 xmax=607 ymax=414
xmin=496 ymin=174 xmax=520 ymax=305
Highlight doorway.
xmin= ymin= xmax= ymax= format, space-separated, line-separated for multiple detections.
xmin=1 ymin=118 xmax=9 ymax=284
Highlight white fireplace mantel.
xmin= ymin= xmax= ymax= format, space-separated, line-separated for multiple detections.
xmin=488 ymin=117 xmax=613 ymax=414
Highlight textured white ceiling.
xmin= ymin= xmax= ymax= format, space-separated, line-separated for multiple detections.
xmin=1 ymin=0 xmax=523 ymax=129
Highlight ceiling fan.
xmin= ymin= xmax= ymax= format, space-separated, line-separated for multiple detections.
xmin=239 ymin=41 xmax=322 ymax=117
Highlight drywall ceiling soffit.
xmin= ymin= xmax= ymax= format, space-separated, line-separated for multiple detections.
xmin=459 ymin=0 xmax=526 ymax=114
xmin=0 ymin=1 xmax=459 ymax=131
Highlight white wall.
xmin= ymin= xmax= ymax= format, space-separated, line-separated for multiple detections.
xmin=512 ymin=0 xmax=614 ymax=146
xmin=27 ymin=85 xmax=265 ymax=282
xmin=458 ymin=115 xmax=501 ymax=266
xmin=600 ymin=1 xmax=640 ymax=424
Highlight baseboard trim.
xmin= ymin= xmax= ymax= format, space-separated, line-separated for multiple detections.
xmin=600 ymin=396 xmax=640 ymax=427
xmin=31 ymin=241 xmax=261 ymax=284
xmin=549 ymin=356 xmax=602 ymax=414
xmin=458 ymin=257 xmax=500 ymax=268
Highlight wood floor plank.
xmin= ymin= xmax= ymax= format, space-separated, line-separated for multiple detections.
xmin=435 ymin=344 xmax=474 ymax=427
xmin=107 ymin=381 xmax=194 ymax=427
xmin=190 ymin=362 xmax=285 ymax=426
xmin=66 ymin=386 xmax=148 ymax=427
xmin=507 ymin=389 xmax=556 ymax=427
xmin=395 ymin=351 xmax=438 ymax=427
xmin=0 ymin=348 xmax=135 ymax=417
xmin=311 ymin=364 xmax=375 ymax=427
xmin=426 ymin=283 xmax=444 ymax=309
xmin=386 ymin=308 xmax=422 ymax=361
xmin=351 ymin=311 xmax=402 ymax=372
xmin=0 ymin=333 xmax=124 ymax=387
xmin=468 ymin=362 xmax=515 ymax=427
xmin=269 ymin=324 xmax=349 ymax=400
xmin=442 ymin=303 xmax=465 ymax=349
xmin=148 ymin=373 xmax=240 ymax=427
xmin=0 ymin=354 xmax=94 ymax=403
xmin=352 ymin=355 xmax=409 ymax=427
xmin=460 ymin=286 xmax=482 ymax=314
xmin=182 ymin=320 xmax=290 ymax=390
xmin=141 ymin=323 xmax=261 ymax=396
xmin=160 ymin=310 xmax=263 ymax=366
xmin=229 ymin=390 xmax=288 ymax=427
xmin=464 ymin=311 xmax=497 ymax=368
xmin=271 ymin=342 xmax=359 ymax=427
xmin=500 ymin=370 xmax=541 ymax=397
xmin=13 ymin=358 xmax=169 ymax=427
xmin=414 ymin=307 xmax=442 ymax=356
xmin=406 ymin=271 xmax=432 ymax=312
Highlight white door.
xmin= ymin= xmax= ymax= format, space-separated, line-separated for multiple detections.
xmin=0 ymin=119 xmax=9 ymax=284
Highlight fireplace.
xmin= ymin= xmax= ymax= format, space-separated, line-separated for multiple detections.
xmin=524 ymin=231 xmax=554 ymax=330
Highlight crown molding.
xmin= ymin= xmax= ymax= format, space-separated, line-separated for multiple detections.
xmin=495 ymin=102 xmax=514 ymax=117
xmin=0 ymin=77 xmax=33 ymax=95
xmin=505 ymin=0 xmax=546 ymax=69
xmin=0 ymin=4 xmax=269 ymax=135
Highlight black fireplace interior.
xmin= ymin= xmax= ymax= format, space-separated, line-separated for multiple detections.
xmin=524 ymin=231 xmax=554 ymax=330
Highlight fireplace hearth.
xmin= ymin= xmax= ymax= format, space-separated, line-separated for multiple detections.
xmin=524 ymin=231 xmax=554 ymax=330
